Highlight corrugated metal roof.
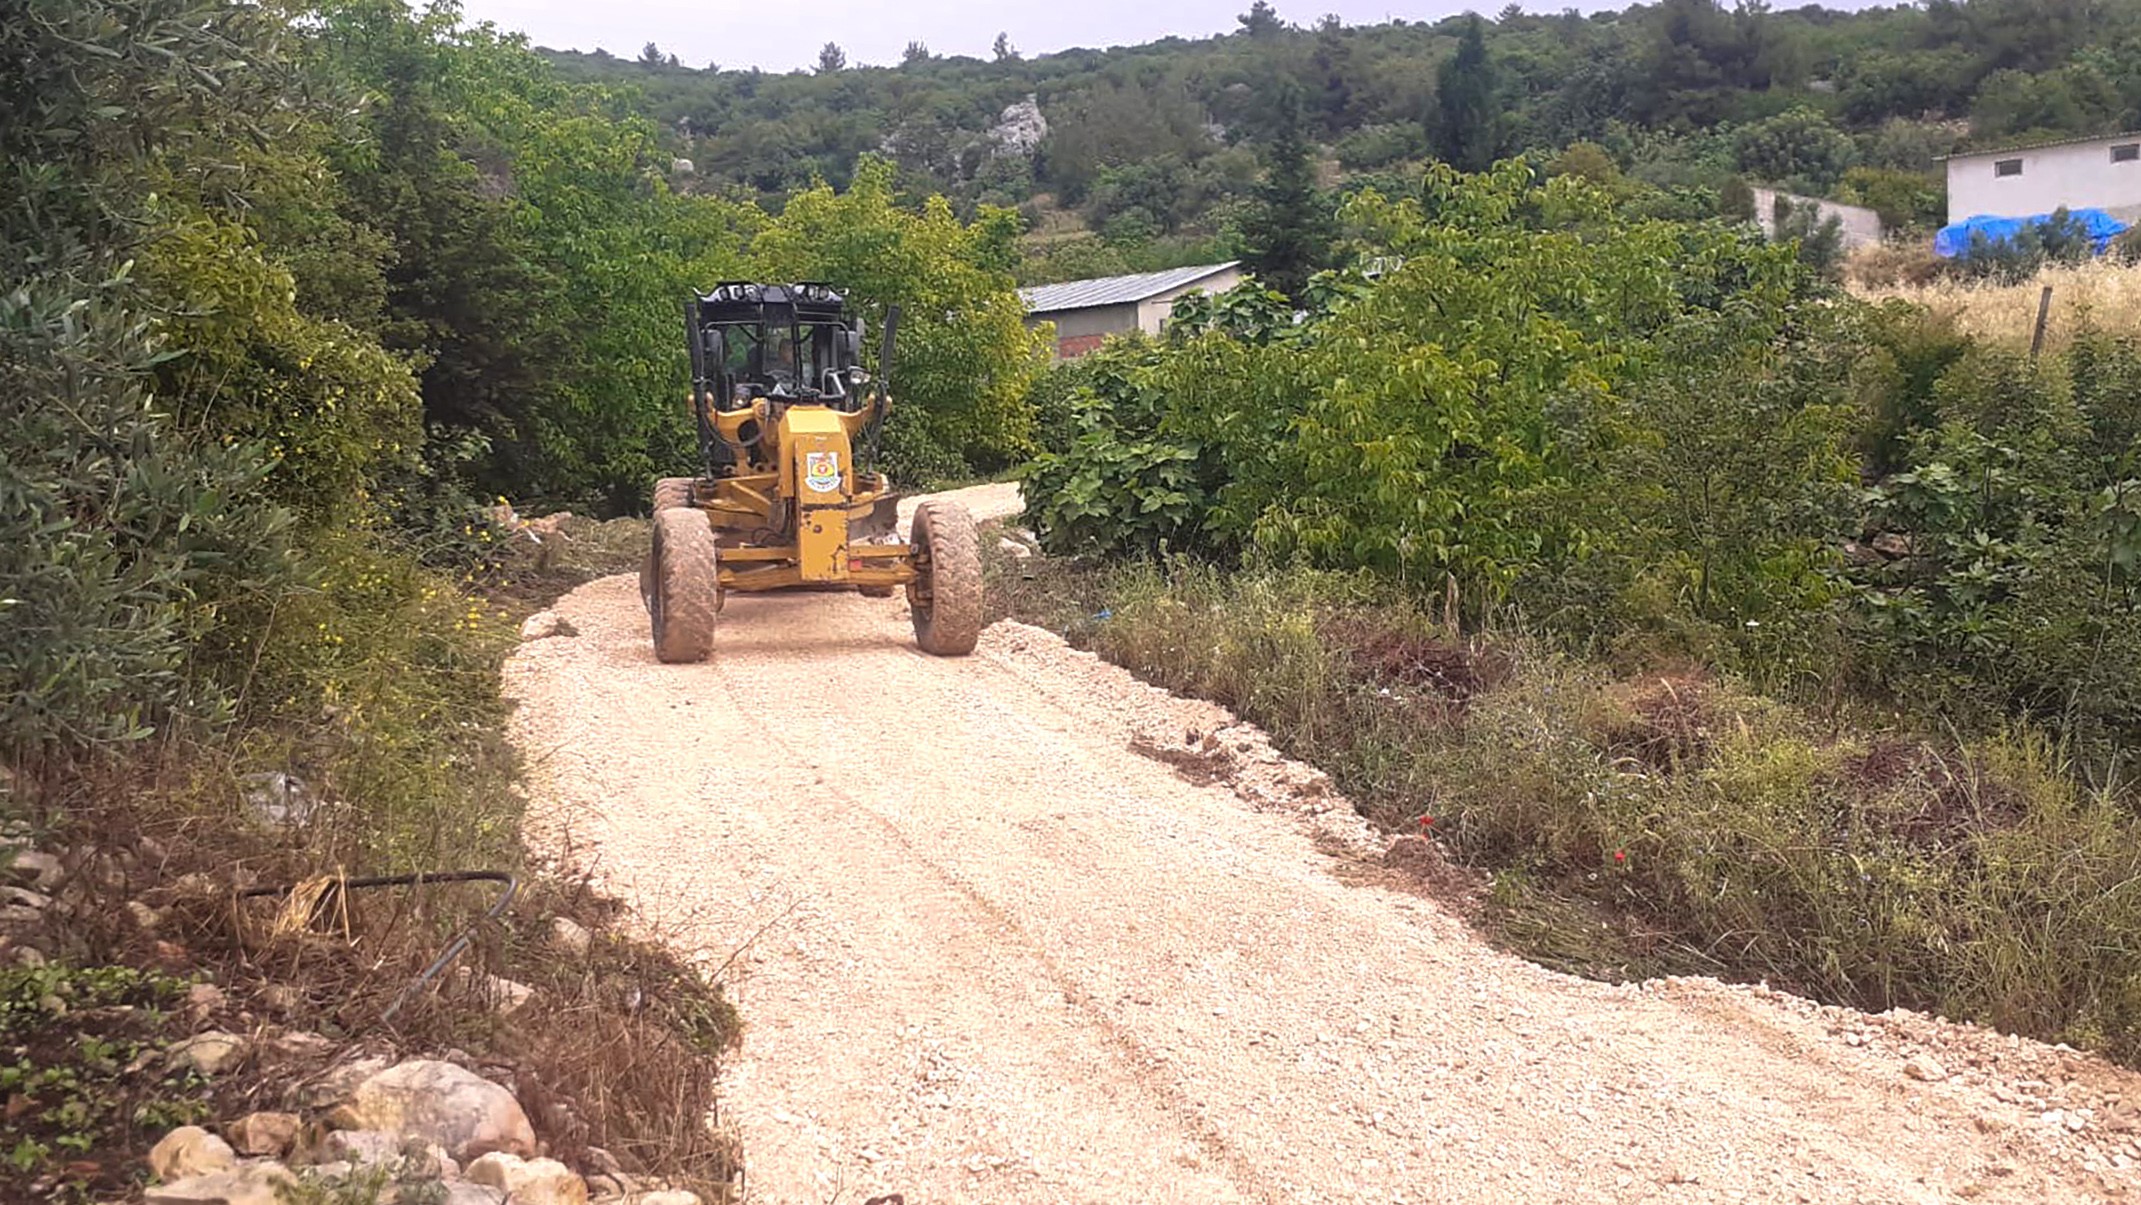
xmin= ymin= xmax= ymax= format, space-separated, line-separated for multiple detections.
xmin=1019 ymin=262 xmax=1240 ymax=314
xmin=1939 ymin=130 xmax=2141 ymax=162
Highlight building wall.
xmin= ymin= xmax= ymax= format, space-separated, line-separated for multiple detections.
xmin=1134 ymin=266 xmax=1245 ymax=334
xmin=1947 ymin=137 xmax=2141 ymax=221
xmin=1751 ymin=188 xmax=1884 ymax=249
xmin=1040 ymin=302 xmax=1141 ymax=342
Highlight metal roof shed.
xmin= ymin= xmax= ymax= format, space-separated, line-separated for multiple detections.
xmin=1018 ymin=262 xmax=1243 ymax=358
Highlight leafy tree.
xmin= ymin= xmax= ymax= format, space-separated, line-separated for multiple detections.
xmin=1767 ymin=193 xmax=1845 ymax=278
xmin=1635 ymin=0 xmax=1774 ymax=125
xmin=1838 ymin=50 xmax=1973 ymax=126
xmin=993 ymin=32 xmax=1018 ymax=62
xmin=817 ymin=42 xmax=846 ymax=73
xmin=1041 ymin=75 xmax=1211 ymax=204
xmin=1239 ymin=2 xmax=1284 ymax=38
xmin=1719 ymin=174 xmax=1756 ymax=221
xmin=1837 ymin=166 xmax=1944 ymax=232
xmin=903 ymin=41 xmax=931 ymax=67
xmin=750 ymin=158 xmax=1048 ymax=480
xmin=1242 ymin=82 xmax=1334 ymax=299
xmin=1970 ymin=64 xmax=2122 ymax=141
xmin=1310 ymin=14 xmax=1362 ymax=135
xmin=1960 ymin=0 xmax=2105 ymax=75
xmin=640 ymin=41 xmax=664 ymax=66
xmin=1733 ymin=106 xmax=1855 ymax=192
xmin=307 ymin=0 xmax=562 ymax=496
xmin=1435 ymin=16 xmax=1506 ymax=173
xmin=1549 ymin=141 xmax=1625 ymax=189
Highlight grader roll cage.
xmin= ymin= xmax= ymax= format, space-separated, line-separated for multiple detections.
xmin=639 ymin=282 xmax=982 ymax=663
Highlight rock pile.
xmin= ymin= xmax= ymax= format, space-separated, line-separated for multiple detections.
xmin=143 ymin=1054 xmax=705 ymax=1205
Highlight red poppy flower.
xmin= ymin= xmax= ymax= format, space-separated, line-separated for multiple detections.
xmin=1613 ymin=849 xmax=1627 ymax=864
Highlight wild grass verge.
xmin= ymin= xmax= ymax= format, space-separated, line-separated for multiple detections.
xmin=1853 ymin=258 xmax=2141 ymax=350
xmin=990 ymin=551 xmax=2141 ymax=1065
xmin=1 ymin=519 xmax=736 ymax=1202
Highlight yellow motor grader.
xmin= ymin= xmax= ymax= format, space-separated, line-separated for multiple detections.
xmin=640 ymin=282 xmax=981 ymax=663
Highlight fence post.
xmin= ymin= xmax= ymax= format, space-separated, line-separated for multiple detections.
xmin=2030 ymin=284 xmax=2054 ymax=360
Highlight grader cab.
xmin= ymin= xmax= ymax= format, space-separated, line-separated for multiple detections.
xmin=639 ymin=282 xmax=982 ymax=663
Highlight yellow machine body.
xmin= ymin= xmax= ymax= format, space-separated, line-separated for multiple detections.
xmin=692 ymin=397 xmax=915 ymax=594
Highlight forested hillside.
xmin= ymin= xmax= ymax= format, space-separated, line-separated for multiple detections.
xmin=553 ymin=0 xmax=2141 ymax=281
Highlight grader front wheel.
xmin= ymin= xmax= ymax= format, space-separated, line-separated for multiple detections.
xmin=642 ymin=477 xmax=699 ymax=612
xmin=651 ymin=476 xmax=695 ymax=512
xmin=649 ymin=508 xmax=718 ymax=664
xmin=908 ymin=500 xmax=982 ymax=656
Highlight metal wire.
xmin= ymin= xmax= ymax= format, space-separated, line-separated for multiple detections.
xmin=238 ymin=870 xmax=520 ymax=1022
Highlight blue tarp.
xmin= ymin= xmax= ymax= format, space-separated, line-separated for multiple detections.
xmin=1934 ymin=208 xmax=2130 ymax=258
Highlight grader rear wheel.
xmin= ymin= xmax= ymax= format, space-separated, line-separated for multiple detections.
xmin=908 ymin=500 xmax=982 ymax=656
xmin=649 ymin=508 xmax=718 ymax=664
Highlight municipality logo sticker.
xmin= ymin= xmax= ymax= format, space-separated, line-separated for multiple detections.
xmin=804 ymin=451 xmax=841 ymax=493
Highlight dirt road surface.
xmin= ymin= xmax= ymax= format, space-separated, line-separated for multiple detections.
xmin=507 ymin=483 xmax=2141 ymax=1204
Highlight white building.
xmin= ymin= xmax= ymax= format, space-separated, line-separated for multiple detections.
xmin=1942 ymin=131 xmax=2141 ymax=223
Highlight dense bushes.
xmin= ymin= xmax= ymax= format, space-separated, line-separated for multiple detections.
xmin=2 ymin=0 xmax=316 ymax=759
xmin=1010 ymin=161 xmax=2141 ymax=1058
xmin=1850 ymin=332 xmax=2141 ymax=758
xmin=1025 ymin=165 xmax=1849 ymax=638
xmin=1020 ymin=163 xmax=2141 ymax=754
xmin=0 ymin=0 xmax=530 ymax=877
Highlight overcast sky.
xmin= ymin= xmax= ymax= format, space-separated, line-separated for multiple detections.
xmin=454 ymin=1 xmax=1529 ymax=73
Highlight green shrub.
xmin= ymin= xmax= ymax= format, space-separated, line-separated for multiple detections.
xmin=1024 ymin=164 xmax=1840 ymax=633
xmin=0 ymin=270 xmax=299 ymax=760
xmin=1948 ymin=208 xmax=2101 ymax=283
xmin=212 ymin=529 xmax=522 ymax=868
xmin=1846 ymin=336 xmax=2141 ymax=756
xmin=1336 ymin=124 xmax=1425 ymax=171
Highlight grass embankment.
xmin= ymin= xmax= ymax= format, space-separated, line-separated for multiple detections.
xmin=3 ymin=517 xmax=739 ymax=1202
xmin=990 ymin=552 xmax=2141 ymax=1065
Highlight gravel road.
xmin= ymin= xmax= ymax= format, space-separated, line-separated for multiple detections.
xmin=506 ymin=483 xmax=2141 ymax=1204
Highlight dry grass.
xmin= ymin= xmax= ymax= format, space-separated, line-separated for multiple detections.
xmin=3 ymin=769 xmax=745 ymax=1203
xmin=1852 ymin=258 xmax=2141 ymax=350
xmin=988 ymin=555 xmax=2141 ymax=1067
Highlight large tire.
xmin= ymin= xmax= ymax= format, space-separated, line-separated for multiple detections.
xmin=642 ymin=478 xmax=698 ymax=612
xmin=651 ymin=476 xmax=695 ymax=512
xmin=649 ymin=508 xmax=718 ymax=664
xmin=908 ymin=500 xmax=982 ymax=656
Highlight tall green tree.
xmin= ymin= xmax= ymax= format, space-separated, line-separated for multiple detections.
xmin=308 ymin=0 xmax=559 ymax=493
xmin=1242 ymin=81 xmax=1334 ymax=300
xmin=1239 ymin=2 xmax=1284 ymax=37
xmin=1435 ymin=15 xmax=1506 ymax=173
